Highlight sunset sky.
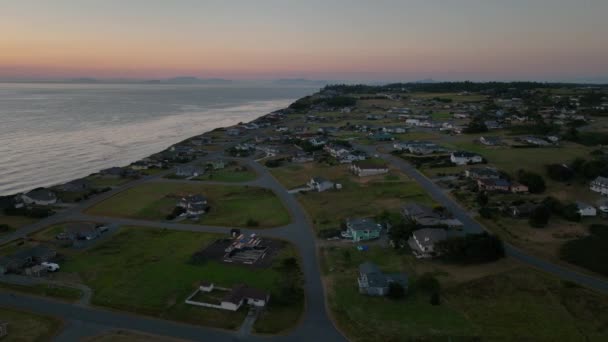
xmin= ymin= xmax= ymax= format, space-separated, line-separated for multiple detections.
xmin=2 ymin=0 xmax=607 ymax=82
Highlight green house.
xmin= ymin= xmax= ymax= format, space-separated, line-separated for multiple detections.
xmin=341 ymin=218 xmax=382 ymax=242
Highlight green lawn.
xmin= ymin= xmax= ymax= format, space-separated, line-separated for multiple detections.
xmin=0 ymin=307 xmax=63 ymax=342
xmin=0 ymin=282 xmax=83 ymax=302
xmin=276 ymin=165 xmax=434 ymax=232
xmin=59 ymin=227 xmax=303 ymax=332
xmin=193 ymin=167 xmax=257 ymax=183
xmin=86 ymin=182 xmax=290 ymax=228
xmin=322 ymin=245 xmax=608 ymax=341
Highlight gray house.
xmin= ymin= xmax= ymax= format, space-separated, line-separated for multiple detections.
xmin=176 ymin=165 xmax=204 ymax=177
xmin=358 ymin=262 xmax=408 ymax=296
xmin=307 ymin=177 xmax=334 ymax=192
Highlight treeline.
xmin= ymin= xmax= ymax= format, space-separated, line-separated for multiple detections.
xmin=436 ymin=232 xmax=505 ymax=264
xmin=322 ymin=81 xmax=594 ymax=95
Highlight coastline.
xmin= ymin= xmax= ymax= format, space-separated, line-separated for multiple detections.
xmin=0 ymin=98 xmax=299 ymax=197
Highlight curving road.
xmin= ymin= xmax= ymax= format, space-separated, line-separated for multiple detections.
xmin=356 ymin=143 xmax=608 ymax=294
xmin=1 ymin=154 xmax=346 ymax=342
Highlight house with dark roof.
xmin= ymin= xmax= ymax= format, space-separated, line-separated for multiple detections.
xmin=0 ymin=245 xmax=56 ymax=274
xmin=408 ymin=228 xmax=448 ymax=258
xmin=401 ymin=203 xmax=462 ymax=228
xmin=60 ymin=222 xmax=101 ymax=241
xmin=358 ymin=262 xmax=408 ymax=296
xmin=175 ymin=165 xmax=204 ymax=177
xmin=477 ymin=178 xmax=511 ymax=192
xmin=185 ymin=282 xmax=269 ymax=311
xmin=342 ymin=218 xmax=383 ymax=242
xmin=59 ymin=179 xmax=92 ymax=192
xmin=450 ymin=151 xmax=483 ymax=165
xmin=465 ymin=167 xmax=501 ymax=180
xmin=21 ymin=189 xmax=57 ymax=206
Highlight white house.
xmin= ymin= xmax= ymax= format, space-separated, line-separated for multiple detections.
xmin=576 ymin=201 xmax=597 ymax=217
xmin=350 ymin=161 xmax=389 ymax=177
xmin=21 ymin=189 xmax=57 ymax=206
xmin=307 ymin=177 xmax=335 ymax=192
xmin=450 ymin=151 xmax=483 ymax=165
xmin=408 ymin=228 xmax=448 ymax=259
xmin=590 ymin=176 xmax=608 ymax=195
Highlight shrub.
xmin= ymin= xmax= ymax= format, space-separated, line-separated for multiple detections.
xmin=529 ymin=205 xmax=551 ymax=228
xmin=416 ymin=273 xmax=441 ymax=293
xmin=436 ymin=233 xmax=505 ymax=264
xmin=246 ymin=219 xmax=259 ymax=227
xmin=387 ymin=282 xmax=406 ymax=299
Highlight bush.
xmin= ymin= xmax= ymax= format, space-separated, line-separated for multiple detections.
xmin=430 ymin=292 xmax=441 ymax=306
xmin=387 ymin=282 xmax=406 ymax=299
xmin=529 ymin=205 xmax=551 ymax=228
xmin=416 ymin=273 xmax=441 ymax=293
xmin=318 ymin=228 xmax=341 ymax=239
xmin=436 ymin=233 xmax=505 ymax=264
xmin=0 ymin=224 xmax=12 ymax=233
xmin=246 ymin=219 xmax=259 ymax=227
xmin=560 ymin=225 xmax=608 ymax=277
xmin=517 ymin=170 xmax=546 ymax=193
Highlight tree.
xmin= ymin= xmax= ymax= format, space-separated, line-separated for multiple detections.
xmin=517 ymin=170 xmax=546 ymax=193
xmin=463 ymin=117 xmax=488 ymax=134
xmin=435 ymin=233 xmax=505 ymax=264
xmin=416 ymin=273 xmax=441 ymax=293
xmin=430 ymin=292 xmax=441 ymax=306
xmin=545 ymin=164 xmax=574 ymax=182
xmin=476 ymin=191 xmax=489 ymax=206
xmin=273 ymin=258 xmax=304 ymax=305
xmin=387 ymin=282 xmax=406 ymax=299
xmin=529 ymin=205 xmax=551 ymax=228
xmin=388 ymin=221 xmax=418 ymax=249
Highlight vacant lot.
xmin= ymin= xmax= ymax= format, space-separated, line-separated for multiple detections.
xmin=322 ymin=245 xmax=608 ymax=341
xmin=59 ymin=227 xmax=303 ymax=332
xmin=561 ymin=224 xmax=608 ymax=277
xmin=193 ymin=165 xmax=257 ymax=183
xmin=0 ymin=307 xmax=62 ymax=341
xmin=298 ymin=169 xmax=433 ymax=229
xmin=86 ymin=182 xmax=290 ymax=228
xmin=84 ymin=330 xmax=185 ymax=342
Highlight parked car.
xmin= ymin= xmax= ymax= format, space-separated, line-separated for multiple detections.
xmin=41 ymin=262 xmax=60 ymax=272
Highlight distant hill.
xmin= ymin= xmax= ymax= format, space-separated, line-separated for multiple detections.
xmin=160 ymin=76 xmax=233 ymax=84
xmin=272 ymin=78 xmax=331 ymax=86
xmin=413 ymin=78 xmax=438 ymax=84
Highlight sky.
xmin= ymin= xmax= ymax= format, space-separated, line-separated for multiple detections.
xmin=1 ymin=0 xmax=607 ymax=82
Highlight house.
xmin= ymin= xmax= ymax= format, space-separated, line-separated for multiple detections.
xmin=342 ymin=218 xmax=383 ymax=242
xmin=358 ymin=262 xmax=408 ymax=296
xmin=175 ymin=165 xmax=204 ymax=177
xmin=477 ymin=178 xmax=511 ymax=192
xmin=408 ymin=228 xmax=448 ymax=258
xmin=509 ymin=203 xmax=538 ymax=218
xmin=590 ymin=176 xmax=608 ymax=195
xmin=178 ymin=195 xmax=209 ymax=216
xmin=307 ymin=177 xmax=335 ymax=192
xmin=185 ymin=282 xmax=270 ymax=311
xmin=370 ymin=132 xmax=394 ymax=141
xmin=479 ymin=136 xmax=502 ymax=146
xmin=324 ymin=144 xmax=351 ymax=158
xmin=510 ymin=182 xmax=529 ymax=193
xmin=309 ymin=136 xmax=328 ymax=147
xmin=484 ymin=120 xmax=502 ymax=130
xmin=401 ymin=203 xmax=462 ymax=228
xmin=0 ymin=245 xmax=57 ymax=274
xmin=100 ymin=167 xmax=124 ymax=177
xmin=21 ymin=189 xmax=57 ymax=206
xmin=60 ymin=222 xmax=102 ymax=241
xmin=291 ymin=152 xmax=314 ymax=163
xmin=349 ymin=161 xmax=389 ymax=177
xmin=226 ymin=128 xmax=241 ymax=136
xmin=450 ymin=151 xmax=483 ymax=165
xmin=59 ymin=179 xmax=91 ymax=192
xmin=465 ymin=167 xmax=502 ymax=180
xmin=208 ymin=160 xmax=226 ymax=170
xmin=576 ymin=201 xmax=597 ymax=217
xmin=521 ymin=136 xmax=550 ymax=147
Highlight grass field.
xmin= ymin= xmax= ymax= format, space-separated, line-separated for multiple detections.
xmin=270 ymin=163 xmax=433 ymax=232
xmin=0 ymin=307 xmax=63 ymax=342
xmin=58 ymin=227 xmax=303 ymax=332
xmin=193 ymin=166 xmax=257 ymax=183
xmin=86 ymin=182 xmax=290 ymax=228
xmin=560 ymin=224 xmax=608 ymax=277
xmin=321 ymin=245 xmax=608 ymax=341
xmin=84 ymin=330 xmax=184 ymax=342
xmin=0 ymin=215 xmax=38 ymax=231
xmin=0 ymin=282 xmax=83 ymax=302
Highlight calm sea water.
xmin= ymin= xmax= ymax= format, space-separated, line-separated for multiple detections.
xmin=0 ymin=83 xmax=315 ymax=196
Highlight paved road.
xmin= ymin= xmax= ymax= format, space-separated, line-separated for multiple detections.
xmin=357 ymin=143 xmax=608 ymax=294
xmin=1 ymin=155 xmax=346 ymax=341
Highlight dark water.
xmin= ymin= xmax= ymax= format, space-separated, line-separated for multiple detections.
xmin=0 ymin=83 xmax=314 ymax=195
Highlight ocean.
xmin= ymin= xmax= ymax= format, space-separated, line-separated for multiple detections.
xmin=0 ymin=82 xmax=315 ymax=196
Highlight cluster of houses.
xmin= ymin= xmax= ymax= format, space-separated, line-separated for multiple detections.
xmin=324 ymin=144 xmax=367 ymax=164
xmin=464 ymin=167 xmax=529 ymax=193
xmin=55 ymin=222 xmax=108 ymax=242
xmin=177 ymin=194 xmax=209 ymax=218
xmin=393 ymin=140 xmax=448 ymax=155
xmin=0 ymin=245 xmax=58 ymax=276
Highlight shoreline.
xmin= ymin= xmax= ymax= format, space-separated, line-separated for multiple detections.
xmin=0 ymin=98 xmax=301 ymax=198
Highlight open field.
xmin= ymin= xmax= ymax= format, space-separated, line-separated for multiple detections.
xmin=0 ymin=282 xmax=83 ymax=302
xmin=321 ymin=244 xmax=608 ymax=341
xmin=270 ymin=162 xmax=434 ymax=232
xmin=57 ymin=227 xmax=303 ymax=332
xmin=84 ymin=330 xmax=187 ymax=342
xmin=0 ymin=307 xmax=63 ymax=342
xmin=86 ymin=182 xmax=290 ymax=228
xmin=193 ymin=166 xmax=257 ymax=183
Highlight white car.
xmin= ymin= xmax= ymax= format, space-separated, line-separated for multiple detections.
xmin=41 ymin=262 xmax=60 ymax=272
